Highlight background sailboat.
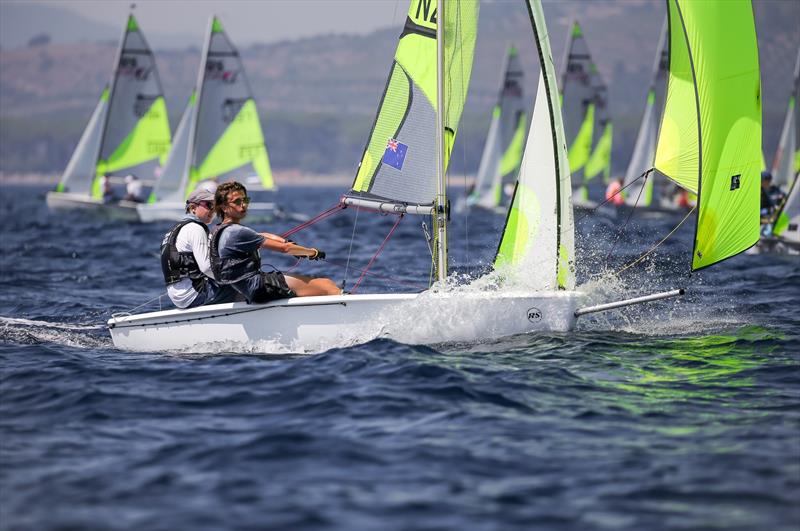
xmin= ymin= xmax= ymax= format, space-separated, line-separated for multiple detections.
xmin=618 ymin=20 xmax=689 ymax=214
xmin=559 ymin=20 xmax=604 ymax=209
xmin=46 ymin=14 xmax=171 ymax=221
xmin=137 ymin=16 xmax=279 ymax=223
xmin=466 ymin=45 xmax=527 ymax=213
xmin=757 ymin=46 xmax=800 ymax=253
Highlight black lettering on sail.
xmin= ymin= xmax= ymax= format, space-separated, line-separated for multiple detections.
xmin=134 ymin=94 xmax=158 ymax=117
xmin=222 ymin=97 xmax=248 ymax=123
xmin=239 ymin=144 xmax=265 ymax=159
xmin=415 ymin=0 xmax=436 ymax=24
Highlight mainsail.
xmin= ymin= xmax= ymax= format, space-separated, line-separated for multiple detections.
xmin=151 ymin=16 xmax=274 ymax=203
xmin=560 ymin=21 xmax=597 ymax=199
xmin=772 ymin=177 xmax=799 ymax=243
xmin=56 ymin=14 xmax=171 ymax=198
xmin=654 ymin=0 xmax=761 ymax=270
xmin=468 ymin=45 xmax=527 ymax=210
xmin=622 ymin=20 xmax=669 ymax=207
xmin=770 ymin=47 xmax=800 ymax=190
xmin=584 ymin=65 xmax=613 ymax=184
xmin=494 ymin=1 xmax=575 ymax=291
xmin=347 ymin=0 xmax=478 ymax=211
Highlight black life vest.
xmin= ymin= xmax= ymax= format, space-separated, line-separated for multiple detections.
xmin=209 ymin=223 xmax=262 ymax=285
xmin=160 ymin=218 xmax=209 ymax=292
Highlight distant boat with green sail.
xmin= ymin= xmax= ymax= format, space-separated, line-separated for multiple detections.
xmin=46 ymin=13 xmax=171 ymax=221
xmin=466 ymin=44 xmax=527 ymax=213
xmin=137 ymin=15 xmax=283 ymax=223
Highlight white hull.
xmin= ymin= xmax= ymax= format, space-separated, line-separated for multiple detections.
xmin=108 ymin=290 xmax=583 ymax=353
xmin=137 ymin=201 xmax=279 ymax=223
xmin=747 ymin=236 xmax=800 ymax=255
xmin=46 ymin=191 xmax=140 ymax=221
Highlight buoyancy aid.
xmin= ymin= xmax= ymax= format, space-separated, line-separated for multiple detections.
xmin=209 ymin=223 xmax=262 ymax=285
xmin=160 ymin=218 xmax=209 ymax=291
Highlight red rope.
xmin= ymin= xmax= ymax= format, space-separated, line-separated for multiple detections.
xmin=350 ymin=214 xmax=404 ymax=293
xmin=280 ymin=202 xmax=345 ymax=239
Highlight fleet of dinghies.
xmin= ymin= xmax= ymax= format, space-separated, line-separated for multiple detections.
xmin=46 ymin=14 xmax=172 ymax=221
xmin=48 ymin=13 xmax=291 ymax=223
xmin=106 ymin=0 xmax=764 ymax=353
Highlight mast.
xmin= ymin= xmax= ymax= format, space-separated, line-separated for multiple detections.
xmin=183 ymin=15 xmax=214 ymax=196
xmin=435 ymin=0 xmax=447 ymax=282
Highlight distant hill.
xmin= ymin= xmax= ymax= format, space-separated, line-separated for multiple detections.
xmin=1 ymin=0 xmax=798 ymax=176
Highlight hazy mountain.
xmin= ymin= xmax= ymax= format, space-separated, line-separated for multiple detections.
xmin=1 ymin=0 xmax=798 ymax=176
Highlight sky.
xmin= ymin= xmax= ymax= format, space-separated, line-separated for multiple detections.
xmin=18 ymin=0 xmax=403 ymax=47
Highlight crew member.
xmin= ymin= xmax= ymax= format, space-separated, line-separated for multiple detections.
xmin=210 ymin=181 xmax=341 ymax=304
xmin=160 ymin=185 xmax=241 ymax=309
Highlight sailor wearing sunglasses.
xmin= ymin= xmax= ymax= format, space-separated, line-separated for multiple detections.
xmin=210 ymin=181 xmax=341 ymax=304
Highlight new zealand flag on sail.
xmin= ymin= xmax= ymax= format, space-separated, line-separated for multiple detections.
xmin=382 ymin=138 xmax=408 ymax=170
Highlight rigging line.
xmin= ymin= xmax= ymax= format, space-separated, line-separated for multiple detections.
xmin=280 ymin=202 xmax=345 ymax=239
xmin=574 ymin=168 xmax=652 ymax=222
xmin=605 ymin=171 xmax=648 ymax=262
xmin=351 ymin=214 xmax=404 ymax=293
xmin=343 ymin=204 xmax=362 ymax=291
xmin=326 ymin=259 xmax=427 ymax=291
xmin=615 ymin=206 xmax=696 ymax=276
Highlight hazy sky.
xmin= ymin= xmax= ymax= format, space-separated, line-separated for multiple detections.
xmin=33 ymin=0 xmax=403 ymax=45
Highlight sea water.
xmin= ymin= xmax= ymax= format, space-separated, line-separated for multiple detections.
xmin=1 ymin=183 xmax=798 ymax=530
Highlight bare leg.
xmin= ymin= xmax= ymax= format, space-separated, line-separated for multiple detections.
xmin=284 ymin=274 xmax=342 ymax=297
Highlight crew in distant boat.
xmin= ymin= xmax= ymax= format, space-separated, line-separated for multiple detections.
xmin=124 ymin=174 xmax=144 ymax=203
xmin=604 ymin=177 xmax=624 ymax=206
xmin=761 ymin=171 xmax=786 ymax=215
xmin=210 ymin=181 xmax=341 ymax=304
xmin=160 ymin=185 xmax=241 ymax=309
xmin=100 ymin=174 xmax=114 ymax=204
xmin=761 ymin=170 xmax=778 ymax=219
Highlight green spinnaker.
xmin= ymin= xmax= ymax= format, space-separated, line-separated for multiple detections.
xmin=655 ymin=0 xmax=761 ymax=270
xmin=568 ymin=103 xmax=594 ymax=172
xmin=585 ymin=121 xmax=613 ymax=181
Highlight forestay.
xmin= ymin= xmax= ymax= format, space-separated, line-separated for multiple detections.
xmin=346 ymin=0 xmax=478 ymax=211
xmin=654 ymin=0 xmax=761 ymax=269
xmin=493 ymin=0 xmax=575 ymax=291
xmin=622 ymin=20 xmax=669 ymax=207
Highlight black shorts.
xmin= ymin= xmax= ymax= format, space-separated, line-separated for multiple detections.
xmin=251 ymin=271 xmax=295 ymax=304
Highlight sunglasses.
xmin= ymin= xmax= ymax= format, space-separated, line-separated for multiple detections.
xmin=198 ymin=200 xmax=214 ymax=209
xmin=230 ymin=197 xmax=251 ymax=206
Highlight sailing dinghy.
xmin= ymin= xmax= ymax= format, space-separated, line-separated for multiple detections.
xmin=466 ymin=45 xmax=527 ymax=213
xmin=109 ymin=0 xmax=759 ymax=353
xmin=559 ymin=21 xmax=602 ymax=210
xmin=109 ymin=0 xmax=588 ymax=352
xmin=136 ymin=16 xmax=281 ymax=223
xmin=46 ymin=14 xmax=171 ymax=221
xmin=756 ymin=48 xmax=800 ymax=254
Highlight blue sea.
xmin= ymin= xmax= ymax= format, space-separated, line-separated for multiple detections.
xmin=1 ymin=183 xmax=798 ymax=530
